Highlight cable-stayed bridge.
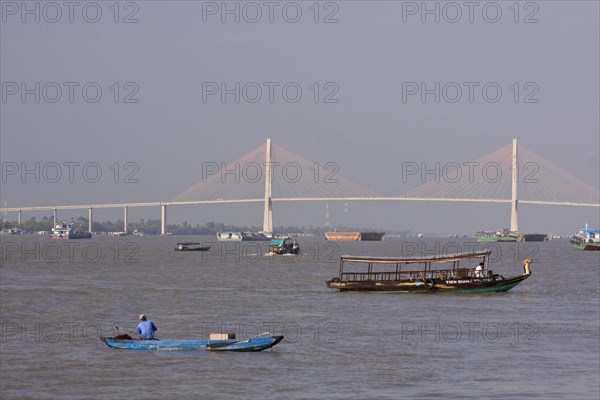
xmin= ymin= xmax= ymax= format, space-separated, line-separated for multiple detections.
xmin=2 ymin=139 xmax=598 ymax=234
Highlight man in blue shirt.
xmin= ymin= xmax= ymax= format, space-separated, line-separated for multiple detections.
xmin=136 ymin=314 xmax=157 ymax=339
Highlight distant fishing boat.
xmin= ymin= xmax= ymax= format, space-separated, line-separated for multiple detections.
xmin=174 ymin=242 xmax=211 ymax=251
xmin=570 ymin=224 xmax=600 ymax=251
xmin=267 ymin=237 xmax=300 ymax=255
xmin=100 ymin=333 xmax=283 ymax=352
xmin=326 ymin=250 xmax=532 ymax=293
xmin=51 ymin=221 xmax=92 ymax=239
xmin=324 ymin=231 xmax=385 ymax=241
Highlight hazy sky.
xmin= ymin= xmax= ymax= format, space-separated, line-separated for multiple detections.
xmin=1 ymin=1 xmax=599 ymax=235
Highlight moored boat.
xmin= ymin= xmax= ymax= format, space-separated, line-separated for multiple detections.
xmin=51 ymin=221 xmax=92 ymax=239
xmin=570 ymin=224 xmax=600 ymax=251
xmin=359 ymin=232 xmax=386 ymax=241
xmin=174 ymin=242 xmax=211 ymax=251
xmin=517 ymin=233 xmax=547 ymax=242
xmin=216 ymin=231 xmax=270 ymax=241
xmin=100 ymin=334 xmax=283 ymax=351
xmin=475 ymin=230 xmax=518 ymax=242
xmin=217 ymin=231 xmax=243 ymax=241
xmin=326 ymin=250 xmax=532 ymax=293
xmin=0 ymin=228 xmax=20 ymax=235
xmin=324 ymin=231 xmax=385 ymax=241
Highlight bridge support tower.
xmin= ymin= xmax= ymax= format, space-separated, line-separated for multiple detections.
xmin=510 ymin=138 xmax=518 ymax=234
xmin=262 ymin=138 xmax=273 ymax=234
xmin=161 ymin=204 xmax=167 ymax=235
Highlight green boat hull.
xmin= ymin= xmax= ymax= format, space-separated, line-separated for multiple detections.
xmin=475 ymin=234 xmax=518 ymax=242
xmin=327 ymin=274 xmax=529 ymax=293
xmin=475 ymin=235 xmax=498 ymax=242
xmin=570 ymin=241 xmax=600 ymax=251
xmin=449 ymin=282 xmax=522 ymax=293
xmin=373 ymin=283 xmax=521 ymax=294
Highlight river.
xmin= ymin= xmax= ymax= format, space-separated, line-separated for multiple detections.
xmin=1 ymin=235 xmax=598 ymax=399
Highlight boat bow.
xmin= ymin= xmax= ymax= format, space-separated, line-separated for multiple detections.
xmin=522 ymin=258 xmax=533 ymax=276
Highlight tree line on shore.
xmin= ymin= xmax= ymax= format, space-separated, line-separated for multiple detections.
xmin=1 ymin=216 xmax=408 ymax=236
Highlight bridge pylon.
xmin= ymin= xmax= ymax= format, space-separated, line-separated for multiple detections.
xmin=262 ymin=138 xmax=273 ymax=233
xmin=510 ymin=138 xmax=518 ymax=233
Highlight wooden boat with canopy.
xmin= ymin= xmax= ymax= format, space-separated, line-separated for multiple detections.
xmin=325 ymin=250 xmax=532 ymax=293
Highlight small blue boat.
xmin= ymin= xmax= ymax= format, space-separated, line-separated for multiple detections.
xmin=100 ymin=335 xmax=283 ymax=352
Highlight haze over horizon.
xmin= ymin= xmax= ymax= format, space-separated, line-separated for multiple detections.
xmin=1 ymin=1 xmax=598 ymax=235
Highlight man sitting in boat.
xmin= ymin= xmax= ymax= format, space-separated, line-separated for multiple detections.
xmin=292 ymin=239 xmax=300 ymax=255
xmin=136 ymin=314 xmax=157 ymax=340
xmin=475 ymin=262 xmax=484 ymax=278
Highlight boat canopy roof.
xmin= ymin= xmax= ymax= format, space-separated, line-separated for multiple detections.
xmin=340 ymin=250 xmax=491 ymax=264
xmin=579 ymin=228 xmax=600 ymax=234
xmin=271 ymin=237 xmax=291 ymax=245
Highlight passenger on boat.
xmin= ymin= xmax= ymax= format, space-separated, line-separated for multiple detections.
xmin=292 ymin=240 xmax=300 ymax=255
xmin=136 ymin=314 xmax=157 ymax=339
xmin=475 ymin=262 xmax=484 ymax=277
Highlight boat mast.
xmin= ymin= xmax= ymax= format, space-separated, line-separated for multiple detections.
xmin=263 ymin=138 xmax=273 ymax=234
xmin=510 ymin=138 xmax=518 ymax=234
